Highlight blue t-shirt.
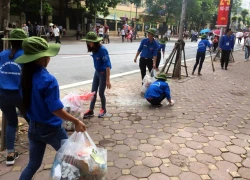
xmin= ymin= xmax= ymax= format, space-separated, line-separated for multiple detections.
xmin=219 ymin=35 xmax=235 ymax=51
xmin=157 ymin=42 xmax=166 ymax=52
xmin=138 ymin=38 xmax=158 ymax=59
xmin=197 ymin=39 xmax=211 ymax=52
xmin=144 ymin=80 xmax=171 ymax=100
xmin=0 ymin=49 xmax=23 ymax=90
xmin=91 ymin=46 xmax=112 ymax=72
xmin=26 ymin=66 xmax=64 ymax=126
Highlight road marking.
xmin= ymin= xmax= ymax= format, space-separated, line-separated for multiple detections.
xmin=59 ymin=49 xmax=241 ymax=90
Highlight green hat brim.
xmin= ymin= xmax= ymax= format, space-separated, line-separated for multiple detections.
xmin=146 ymin=30 xmax=156 ymax=35
xmin=81 ymin=37 xmax=103 ymax=42
xmin=155 ymin=76 xmax=167 ymax=81
xmin=15 ymin=44 xmax=60 ymax=64
xmin=2 ymin=38 xmax=26 ymax=40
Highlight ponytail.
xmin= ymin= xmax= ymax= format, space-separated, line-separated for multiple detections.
xmin=9 ymin=40 xmax=23 ymax=59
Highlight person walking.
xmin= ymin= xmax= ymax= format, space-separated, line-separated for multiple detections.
xmin=156 ymin=38 xmax=166 ymax=71
xmin=192 ymin=34 xmax=212 ymax=75
xmin=121 ymin=28 xmax=125 ymax=42
xmin=104 ymin=25 xmax=110 ymax=44
xmin=82 ymin=32 xmax=112 ymax=118
xmin=76 ymin=24 xmax=81 ymax=40
xmin=243 ymin=33 xmax=250 ymax=61
xmin=0 ymin=29 xmax=28 ymax=166
xmin=219 ymin=28 xmax=234 ymax=70
xmin=134 ymin=28 xmax=158 ymax=81
xmin=212 ymin=35 xmax=219 ymax=52
xmin=15 ymin=37 xmax=86 ymax=180
xmin=53 ymin=24 xmax=61 ymax=44
xmin=144 ymin=73 xmax=174 ymax=106
xmin=27 ymin=21 xmax=33 ymax=37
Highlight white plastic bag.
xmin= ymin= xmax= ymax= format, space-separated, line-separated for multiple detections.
xmin=61 ymin=92 xmax=95 ymax=131
xmin=141 ymin=69 xmax=157 ymax=94
xmin=51 ymin=132 xmax=107 ymax=180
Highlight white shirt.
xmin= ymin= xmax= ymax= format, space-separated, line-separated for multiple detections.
xmin=121 ymin=29 xmax=125 ymax=35
xmin=53 ymin=27 xmax=60 ymax=36
xmin=99 ymin=27 xmax=104 ymax=35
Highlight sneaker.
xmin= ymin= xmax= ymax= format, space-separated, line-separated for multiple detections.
xmin=83 ymin=110 xmax=94 ymax=118
xmin=198 ymin=73 xmax=202 ymax=76
xmin=225 ymin=67 xmax=228 ymax=70
xmin=6 ymin=152 xmax=19 ymax=165
xmin=98 ymin=109 xmax=106 ymax=118
xmin=191 ymin=72 xmax=194 ymax=75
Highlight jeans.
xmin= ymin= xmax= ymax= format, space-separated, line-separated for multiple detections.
xmin=0 ymin=90 xmax=27 ymax=153
xmin=139 ymin=57 xmax=153 ymax=80
xmin=156 ymin=52 xmax=161 ymax=68
xmin=146 ymin=93 xmax=166 ymax=105
xmin=245 ymin=46 xmax=250 ymax=59
xmin=193 ymin=51 xmax=206 ymax=73
xmin=90 ymin=71 xmax=107 ymax=112
xmin=20 ymin=121 xmax=68 ymax=180
xmin=221 ymin=50 xmax=231 ymax=68
xmin=122 ymin=35 xmax=125 ymax=42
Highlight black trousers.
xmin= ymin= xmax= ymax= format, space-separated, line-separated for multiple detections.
xmin=156 ymin=51 xmax=161 ymax=68
xmin=193 ymin=51 xmax=205 ymax=73
xmin=221 ymin=50 xmax=231 ymax=68
xmin=146 ymin=93 xmax=166 ymax=105
xmin=139 ymin=57 xmax=153 ymax=80
xmin=55 ymin=36 xmax=61 ymax=44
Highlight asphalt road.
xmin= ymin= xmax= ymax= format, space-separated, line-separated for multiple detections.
xmin=47 ymin=40 xmax=243 ymax=86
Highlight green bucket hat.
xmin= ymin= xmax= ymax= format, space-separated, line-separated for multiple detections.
xmin=159 ymin=39 xmax=166 ymax=44
xmin=81 ymin=32 xmax=103 ymax=42
xmin=155 ymin=73 xmax=167 ymax=81
xmin=146 ymin=28 xmax=157 ymax=35
xmin=2 ymin=28 xmax=27 ymax=40
xmin=15 ymin=37 xmax=60 ymax=64
xmin=201 ymin=34 xmax=207 ymax=39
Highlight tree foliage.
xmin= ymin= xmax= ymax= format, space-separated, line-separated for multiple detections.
xmin=231 ymin=0 xmax=242 ymax=15
xmin=241 ymin=9 xmax=249 ymax=25
xmin=10 ymin=0 xmax=53 ymax=15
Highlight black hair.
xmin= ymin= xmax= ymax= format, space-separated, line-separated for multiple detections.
xmin=21 ymin=61 xmax=37 ymax=114
xmin=226 ymin=28 xmax=231 ymax=33
xmin=9 ymin=40 xmax=23 ymax=59
xmin=87 ymin=42 xmax=101 ymax=53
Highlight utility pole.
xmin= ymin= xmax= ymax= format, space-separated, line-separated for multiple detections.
xmin=173 ymin=0 xmax=187 ymax=78
xmin=40 ymin=0 xmax=43 ymax=25
xmin=226 ymin=0 xmax=233 ymax=30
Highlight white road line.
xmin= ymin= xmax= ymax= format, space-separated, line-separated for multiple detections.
xmin=59 ymin=49 xmax=241 ymax=90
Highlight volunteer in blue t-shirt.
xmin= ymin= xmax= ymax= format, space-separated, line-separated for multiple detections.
xmin=192 ymin=34 xmax=211 ymax=75
xmin=144 ymin=73 xmax=174 ymax=106
xmin=156 ymin=38 xmax=166 ymax=71
xmin=219 ymin=28 xmax=234 ymax=70
xmin=134 ymin=28 xmax=159 ymax=81
xmin=15 ymin=37 xmax=86 ymax=180
xmin=0 ymin=29 xmax=28 ymax=166
xmin=82 ymin=32 xmax=112 ymax=118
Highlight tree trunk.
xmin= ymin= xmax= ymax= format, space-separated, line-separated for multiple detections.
xmin=0 ymin=0 xmax=10 ymax=50
xmin=173 ymin=0 xmax=187 ymax=78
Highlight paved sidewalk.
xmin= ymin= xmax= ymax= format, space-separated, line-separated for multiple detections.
xmin=1 ymin=50 xmax=250 ymax=180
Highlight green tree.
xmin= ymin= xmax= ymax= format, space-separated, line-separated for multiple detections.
xmin=10 ymin=0 xmax=53 ymax=15
xmin=241 ymin=9 xmax=249 ymax=25
xmin=231 ymin=0 xmax=242 ymax=15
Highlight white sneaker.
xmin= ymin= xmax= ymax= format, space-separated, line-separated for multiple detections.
xmin=245 ymin=59 xmax=247 ymax=62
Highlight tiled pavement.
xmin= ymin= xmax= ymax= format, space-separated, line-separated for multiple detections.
xmin=1 ymin=50 xmax=250 ymax=180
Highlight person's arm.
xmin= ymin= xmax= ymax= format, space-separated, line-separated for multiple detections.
xmin=219 ymin=36 xmax=223 ymax=50
xmin=153 ymin=42 xmax=158 ymax=68
xmin=164 ymin=83 xmax=173 ymax=105
xmin=134 ymin=40 xmax=144 ymax=62
xmin=106 ymin=67 xmax=111 ymax=89
xmin=53 ymin=109 xmax=86 ymax=132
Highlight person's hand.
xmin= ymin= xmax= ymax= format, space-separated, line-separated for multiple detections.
xmin=106 ymin=80 xmax=111 ymax=89
xmin=170 ymin=100 xmax=175 ymax=106
xmin=74 ymin=120 xmax=86 ymax=132
xmin=134 ymin=57 xmax=137 ymax=63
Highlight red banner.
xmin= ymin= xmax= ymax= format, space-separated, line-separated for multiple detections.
xmin=217 ymin=0 xmax=230 ymax=26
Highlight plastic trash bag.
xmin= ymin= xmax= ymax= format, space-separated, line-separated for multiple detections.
xmin=61 ymin=92 xmax=95 ymax=131
xmin=141 ymin=69 xmax=157 ymax=94
xmin=51 ymin=131 xmax=107 ymax=180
